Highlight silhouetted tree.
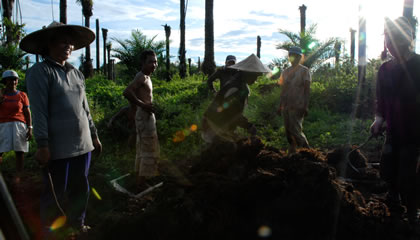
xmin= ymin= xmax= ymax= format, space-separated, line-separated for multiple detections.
xmin=257 ymin=36 xmax=261 ymax=58
xmin=163 ymin=24 xmax=171 ymax=81
xmin=60 ymin=0 xmax=67 ymax=24
xmin=2 ymin=0 xmax=15 ymax=44
xmin=102 ymin=28 xmax=108 ymax=75
xmin=76 ymin=0 xmax=94 ymax=78
xmin=299 ymin=4 xmax=307 ymax=34
xmin=202 ymin=0 xmax=215 ymax=75
xmin=179 ymin=0 xmax=187 ymax=78
xmin=276 ymin=24 xmax=337 ymax=69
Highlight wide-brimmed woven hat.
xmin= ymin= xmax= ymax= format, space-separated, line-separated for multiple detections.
xmin=384 ymin=16 xmax=413 ymax=45
xmin=19 ymin=21 xmax=95 ymax=54
xmin=228 ymin=54 xmax=270 ymax=73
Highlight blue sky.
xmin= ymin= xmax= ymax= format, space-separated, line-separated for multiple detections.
xmin=20 ymin=0 xmax=420 ymax=68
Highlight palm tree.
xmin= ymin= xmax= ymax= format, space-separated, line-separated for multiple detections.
xmin=2 ymin=0 xmax=15 ymax=44
xmin=112 ymin=30 xmax=165 ymax=78
xmin=202 ymin=0 xmax=215 ymax=76
xmin=276 ymin=24 xmax=338 ymax=69
xmin=163 ymin=24 xmax=171 ymax=81
xmin=60 ymin=0 xmax=67 ymax=24
xmin=179 ymin=0 xmax=186 ymax=78
xmin=0 ymin=43 xmax=26 ymax=69
xmin=76 ymin=0 xmax=94 ymax=78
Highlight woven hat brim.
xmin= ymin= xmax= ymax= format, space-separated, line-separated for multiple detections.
xmin=228 ymin=54 xmax=271 ymax=73
xmin=19 ymin=24 xmax=95 ymax=54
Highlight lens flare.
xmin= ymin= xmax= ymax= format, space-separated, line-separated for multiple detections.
xmin=257 ymin=225 xmax=272 ymax=238
xmin=271 ymin=66 xmax=280 ymax=75
xmin=92 ymin=187 xmax=102 ymax=200
xmin=190 ymin=124 xmax=198 ymax=132
xmin=50 ymin=216 xmax=67 ymax=231
xmin=308 ymin=42 xmax=316 ymax=49
xmin=173 ymin=130 xmax=186 ymax=143
xmin=217 ymin=107 xmax=223 ymax=112
xmin=223 ymin=102 xmax=229 ymax=109
xmin=359 ymin=32 xmax=366 ymax=41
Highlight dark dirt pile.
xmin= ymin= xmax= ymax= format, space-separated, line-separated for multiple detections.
xmin=87 ymin=137 xmax=420 ymax=240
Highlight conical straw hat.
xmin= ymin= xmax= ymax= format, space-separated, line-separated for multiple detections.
xmin=20 ymin=21 xmax=95 ymax=54
xmin=228 ymin=54 xmax=271 ymax=73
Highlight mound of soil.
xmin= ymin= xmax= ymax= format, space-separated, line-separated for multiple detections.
xmin=85 ymin=137 xmax=419 ymax=240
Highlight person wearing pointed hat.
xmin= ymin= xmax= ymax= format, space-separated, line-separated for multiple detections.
xmin=0 ymin=70 xmax=32 ymax=184
xmin=277 ymin=46 xmax=311 ymax=155
xmin=201 ymin=54 xmax=270 ymax=143
xmin=20 ymin=21 xmax=102 ymax=236
xmin=370 ymin=16 xmax=420 ymax=225
xmin=207 ymin=55 xmax=238 ymax=95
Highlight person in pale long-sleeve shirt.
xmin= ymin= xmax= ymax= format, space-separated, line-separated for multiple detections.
xmin=277 ymin=46 xmax=311 ymax=154
xmin=20 ymin=21 xmax=102 ymax=238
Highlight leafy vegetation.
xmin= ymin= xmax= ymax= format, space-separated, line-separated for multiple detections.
xmin=1 ymin=59 xmax=383 ymax=173
xmin=276 ymin=24 xmax=339 ymax=69
xmin=112 ymin=30 xmax=165 ymax=81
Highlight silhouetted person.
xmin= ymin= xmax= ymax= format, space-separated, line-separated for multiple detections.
xmin=277 ymin=46 xmax=311 ymax=154
xmin=207 ymin=55 xmax=238 ymax=95
xmin=370 ymin=17 xmax=420 ymax=225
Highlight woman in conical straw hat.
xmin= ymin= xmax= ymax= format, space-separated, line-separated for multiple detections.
xmin=20 ymin=21 xmax=102 ymax=238
xmin=202 ymin=54 xmax=270 ymax=144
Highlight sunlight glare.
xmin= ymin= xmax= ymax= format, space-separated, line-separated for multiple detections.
xmin=308 ymin=42 xmax=316 ymax=49
xmin=173 ymin=130 xmax=186 ymax=143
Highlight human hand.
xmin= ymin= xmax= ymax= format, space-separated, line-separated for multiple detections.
xmin=26 ymin=128 xmax=33 ymax=141
xmin=142 ymin=103 xmax=155 ymax=114
xmin=370 ymin=117 xmax=384 ymax=138
xmin=92 ymin=137 xmax=102 ymax=157
xmin=35 ymin=147 xmax=50 ymax=167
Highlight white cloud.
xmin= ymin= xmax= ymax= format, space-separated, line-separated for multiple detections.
xmin=20 ymin=0 xmax=420 ymax=68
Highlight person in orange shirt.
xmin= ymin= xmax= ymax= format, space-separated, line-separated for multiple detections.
xmin=0 ymin=70 xmax=32 ymax=183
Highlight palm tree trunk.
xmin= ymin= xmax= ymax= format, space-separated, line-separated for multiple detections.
xmin=60 ymin=0 xmax=67 ymax=24
xmin=299 ymin=4 xmax=307 ymax=35
xmin=179 ymin=0 xmax=187 ymax=78
xmin=350 ymin=28 xmax=356 ymax=63
xmin=102 ymin=28 xmax=108 ymax=75
xmin=202 ymin=0 xmax=215 ymax=76
xmin=163 ymin=24 xmax=171 ymax=81
xmin=403 ymin=0 xmax=416 ymax=42
xmin=107 ymin=43 xmax=112 ymax=80
xmin=2 ymin=0 xmax=15 ymax=44
xmin=84 ymin=16 xmax=94 ymax=78
xmin=257 ymin=36 xmax=261 ymax=58
xmin=96 ymin=19 xmax=100 ymax=71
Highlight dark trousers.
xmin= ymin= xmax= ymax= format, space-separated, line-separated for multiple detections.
xmin=380 ymin=141 xmax=419 ymax=217
xmin=40 ymin=152 xmax=91 ymax=232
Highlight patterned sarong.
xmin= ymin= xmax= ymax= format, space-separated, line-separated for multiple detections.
xmin=135 ymin=107 xmax=160 ymax=177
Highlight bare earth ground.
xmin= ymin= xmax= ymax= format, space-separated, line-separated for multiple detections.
xmin=4 ymin=137 xmax=420 ymax=240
